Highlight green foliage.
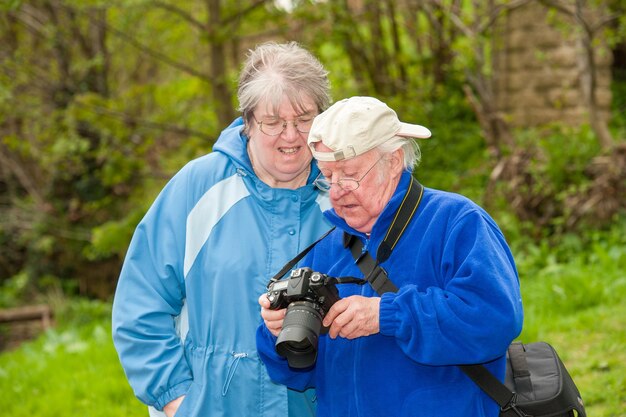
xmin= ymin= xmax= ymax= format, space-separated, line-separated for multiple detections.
xmin=0 ymin=299 xmax=145 ymax=416
xmin=416 ymin=89 xmax=488 ymax=202
xmin=1 ymin=0 xmax=624 ymax=307
xmin=486 ymin=121 xmax=623 ymax=240
xmin=516 ymin=220 xmax=626 ymax=319
xmin=0 ymin=1 xmax=224 ymax=293
xmin=0 ymin=273 xmax=29 ymax=309
xmin=521 ymin=124 xmax=600 ymax=187
xmin=52 ymin=297 xmax=114 ymax=328
xmin=0 ymin=0 xmax=21 ymax=12
xmin=610 ymin=77 xmax=626 ymax=134
xmin=316 ymin=42 xmax=361 ymax=97
xmin=86 ymin=209 xmax=144 ymax=260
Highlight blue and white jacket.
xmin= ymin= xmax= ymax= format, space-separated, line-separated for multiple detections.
xmin=257 ymin=171 xmax=524 ymax=417
xmin=112 ymin=117 xmax=331 ymax=417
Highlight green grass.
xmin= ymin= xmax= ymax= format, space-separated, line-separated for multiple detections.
xmin=512 ymin=220 xmax=626 ymax=416
xmin=0 ymin=223 xmax=625 ymax=416
xmin=519 ymin=296 xmax=626 ymax=416
xmin=0 ymin=301 xmax=146 ymax=416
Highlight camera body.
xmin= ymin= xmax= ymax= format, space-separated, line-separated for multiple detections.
xmin=267 ymin=267 xmax=340 ymax=316
xmin=266 ymin=267 xmax=341 ymax=368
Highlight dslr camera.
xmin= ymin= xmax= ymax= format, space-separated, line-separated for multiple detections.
xmin=266 ymin=267 xmax=341 ymax=368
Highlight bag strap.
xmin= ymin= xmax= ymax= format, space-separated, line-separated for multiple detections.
xmin=458 ymin=363 xmax=517 ymax=411
xmin=344 ymin=177 xmax=423 ymax=294
xmin=508 ymin=342 xmax=534 ymax=400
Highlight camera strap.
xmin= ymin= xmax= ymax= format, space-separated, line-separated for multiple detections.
xmin=344 ymin=176 xmax=424 ymax=295
xmin=268 ymin=175 xmax=424 ymax=293
xmin=267 ymin=226 xmax=336 ymax=288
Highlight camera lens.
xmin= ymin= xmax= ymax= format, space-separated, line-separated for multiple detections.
xmin=275 ymin=300 xmax=323 ymax=368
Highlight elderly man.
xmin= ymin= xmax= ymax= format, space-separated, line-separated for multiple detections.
xmin=257 ymin=96 xmax=523 ymax=417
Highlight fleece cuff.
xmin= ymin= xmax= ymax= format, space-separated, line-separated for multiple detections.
xmin=378 ymin=292 xmax=401 ymax=336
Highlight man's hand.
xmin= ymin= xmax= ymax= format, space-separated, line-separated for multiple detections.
xmin=322 ymin=295 xmax=380 ymax=339
xmin=259 ymin=293 xmax=286 ymax=337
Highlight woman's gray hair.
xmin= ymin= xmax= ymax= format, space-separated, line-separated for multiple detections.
xmin=237 ymin=41 xmax=331 ymax=134
xmin=377 ymin=136 xmax=422 ymax=170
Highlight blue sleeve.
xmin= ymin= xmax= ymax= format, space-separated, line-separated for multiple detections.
xmin=111 ymin=172 xmax=192 ymax=410
xmin=256 ymin=321 xmax=316 ymax=391
xmin=379 ymin=209 xmax=524 ymax=365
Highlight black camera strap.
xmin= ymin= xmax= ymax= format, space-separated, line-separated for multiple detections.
xmin=267 ymin=226 xmax=368 ymax=288
xmin=343 ymin=176 xmax=424 ymax=295
xmin=267 ymin=226 xmax=336 ymax=288
xmin=267 ymin=176 xmax=424 ymax=290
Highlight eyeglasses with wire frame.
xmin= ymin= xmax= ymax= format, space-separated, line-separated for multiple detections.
xmin=314 ymin=156 xmax=384 ymax=192
xmin=253 ymin=115 xmax=315 ymax=136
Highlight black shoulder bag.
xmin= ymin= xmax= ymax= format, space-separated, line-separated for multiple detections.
xmin=341 ymin=176 xmax=587 ymax=417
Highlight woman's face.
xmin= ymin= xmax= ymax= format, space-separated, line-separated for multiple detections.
xmin=316 ymin=145 xmax=404 ymax=233
xmin=247 ymin=95 xmax=318 ymax=189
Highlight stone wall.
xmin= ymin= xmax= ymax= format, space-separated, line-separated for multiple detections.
xmin=493 ymin=2 xmax=613 ymax=127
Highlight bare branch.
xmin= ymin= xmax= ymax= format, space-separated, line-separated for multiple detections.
xmin=1 ymin=206 xmax=91 ymax=241
xmin=539 ymin=0 xmax=605 ymax=34
xmin=446 ymin=9 xmax=473 ymax=39
xmin=590 ymin=13 xmax=621 ymax=34
xmin=438 ymin=0 xmax=534 ymax=36
xmin=152 ymin=1 xmax=207 ymax=31
xmin=538 ymin=0 xmax=574 ymax=16
xmin=66 ymin=6 xmax=94 ymax=58
xmin=478 ymin=0 xmax=534 ymax=34
xmin=0 ymin=145 xmax=46 ymax=209
xmin=10 ymin=7 xmax=49 ymax=40
xmin=103 ymin=21 xmax=213 ymax=82
xmin=52 ymin=3 xmax=213 ymax=82
xmin=74 ymin=103 xmax=215 ymax=140
xmin=222 ymin=0 xmax=271 ymax=26
xmin=13 ymin=3 xmax=49 ymax=32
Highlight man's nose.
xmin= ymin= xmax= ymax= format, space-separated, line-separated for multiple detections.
xmin=330 ymin=183 xmax=349 ymax=198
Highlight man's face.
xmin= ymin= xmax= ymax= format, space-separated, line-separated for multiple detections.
xmin=316 ymin=144 xmax=403 ymax=234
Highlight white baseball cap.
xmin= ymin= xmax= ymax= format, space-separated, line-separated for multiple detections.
xmin=308 ymin=96 xmax=431 ymax=162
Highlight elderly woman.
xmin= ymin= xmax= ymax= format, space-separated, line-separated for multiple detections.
xmin=112 ymin=42 xmax=332 ymax=417
xmin=258 ymin=96 xmax=523 ymax=417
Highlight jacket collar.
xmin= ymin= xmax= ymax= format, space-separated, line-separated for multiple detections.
xmin=212 ymin=117 xmax=324 ymax=202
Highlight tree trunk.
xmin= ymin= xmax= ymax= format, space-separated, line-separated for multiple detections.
xmin=206 ymin=0 xmax=237 ymax=129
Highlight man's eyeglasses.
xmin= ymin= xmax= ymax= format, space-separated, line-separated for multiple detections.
xmin=314 ymin=156 xmax=384 ymax=192
xmin=253 ymin=115 xmax=315 ymax=136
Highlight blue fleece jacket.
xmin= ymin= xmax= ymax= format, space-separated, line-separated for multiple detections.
xmin=257 ymin=171 xmax=523 ymax=417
